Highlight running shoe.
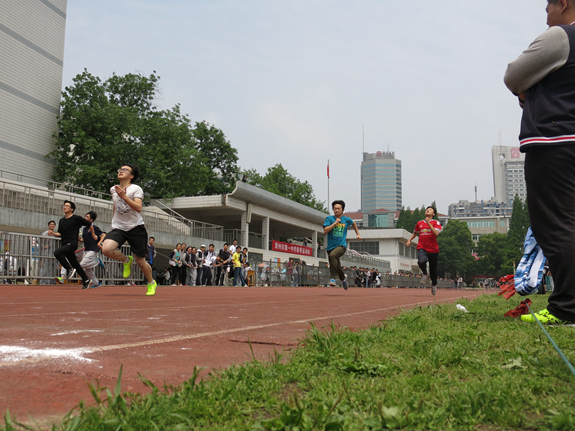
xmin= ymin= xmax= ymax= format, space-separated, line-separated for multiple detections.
xmin=342 ymin=276 xmax=348 ymax=291
xmin=329 ymin=279 xmax=337 ymax=287
xmin=81 ymin=279 xmax=91 ymax=290
xmin=431 ymin=284 xmax=437 ymax=296
xmin=520 ymin=309 xmax=572 ymax=325
xmin=90 ymin=282 xmax=102 ymax=289
xmin=55 ymin=276 xmax=64 ymax=284
xmin=146 ymin=280 xmax=157 ymax=296
xmin=420 ymin=275 xmax=428 ymax=285
xmin=123 ymin=255 xmax=133 ymax=278
xmin=97 ymin=258 xmax=105 ymax=270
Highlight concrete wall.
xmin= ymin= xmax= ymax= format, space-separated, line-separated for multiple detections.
xmin=0 ymin=0 xmax=67 ymax=179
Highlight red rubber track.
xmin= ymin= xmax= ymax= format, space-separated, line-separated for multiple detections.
xmin=0 ymin=284 xmax=485 ymax=424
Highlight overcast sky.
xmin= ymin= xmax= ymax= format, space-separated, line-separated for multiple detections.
xmin=62 ymin=0 xmax=547 ymax=214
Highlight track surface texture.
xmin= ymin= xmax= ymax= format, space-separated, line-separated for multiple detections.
xmin=0 ymin=284 xmax=485 ymax=424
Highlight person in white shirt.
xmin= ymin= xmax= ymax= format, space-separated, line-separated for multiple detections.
xmin=101 ymin=165 xmax=157 ymax=295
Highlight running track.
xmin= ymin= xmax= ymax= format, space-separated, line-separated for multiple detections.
xmin=0 ymin=284 xmax=485 ymax=424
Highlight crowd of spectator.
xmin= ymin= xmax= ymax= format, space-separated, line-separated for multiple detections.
xmin=150 ymin=239 xmax=252 ymax=287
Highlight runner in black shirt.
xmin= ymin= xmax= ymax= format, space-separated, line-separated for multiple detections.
xmin=49 ymin=200 xmax=97 ymax=289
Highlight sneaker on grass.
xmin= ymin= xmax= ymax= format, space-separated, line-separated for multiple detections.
xmin=123 ymin=255 xmax=134 ymax=278
xmin=146 ymin=280 xmax=157 ymax=296
xmin=521 ymin=309 xmax=574 ymax=325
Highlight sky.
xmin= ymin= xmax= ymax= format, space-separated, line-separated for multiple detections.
xmin=61 ymin=0 xmax=548 ymax=214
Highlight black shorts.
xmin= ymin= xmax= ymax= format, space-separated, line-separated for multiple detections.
xmin=105 ymin=225 xmax=148 ymax=258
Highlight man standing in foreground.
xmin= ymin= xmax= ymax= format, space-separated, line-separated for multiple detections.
xmin=504 ymin=0 xmax=575 ymax=324
xmin=323 ymin=200 xmax=361 ymax=290
xmin=101 ymin=165 xmax=157 ymax=296
xmin=50 ymin=201 xmax=97 ymax=289
xmin=406 ymin=206 xmax=442 ymax=295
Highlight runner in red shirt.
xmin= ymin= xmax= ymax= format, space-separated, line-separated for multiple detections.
xmin=406 ymin=206 xmax=442 ymax=295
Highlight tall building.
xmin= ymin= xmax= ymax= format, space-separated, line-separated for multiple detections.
xmin=492 ymin=145 xmax=526 ymax=203
xmin=361 ymin=151 xmax=402 ymax=212
xmin=0 ymin=0 xmax=67 ymax=179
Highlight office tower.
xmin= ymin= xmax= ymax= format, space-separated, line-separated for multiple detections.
xmin=361 ymin=150 xmax=402 ymax=212
xmin=0 ymin=0 xmax=68 ymax=179
xmin=492 ymin=145 xmax=526 ymax=203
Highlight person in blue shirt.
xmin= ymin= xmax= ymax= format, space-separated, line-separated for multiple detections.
xmin=323 ymin=200 xmax=361 ymax=290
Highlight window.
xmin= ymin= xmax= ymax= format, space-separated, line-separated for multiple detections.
xmin=349 ymin=242 xmax=379 ymax=255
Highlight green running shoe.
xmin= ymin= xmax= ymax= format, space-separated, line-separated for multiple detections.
xmin=55 ymin=276 xmax=64 ymax=284
xmin=146 ymin=280 xmax=157 ymax=296
xmin=521 ymin=309 xmax=571 ymax=325
xmin=123 ymin=255 xmax=133 ymax=278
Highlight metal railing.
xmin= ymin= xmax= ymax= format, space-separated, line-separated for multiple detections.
xmin=153 ymin=200 xmax=224 ymax=241
xmin=0 ymin=176 xmax=224 ymax=241
xmin=0 ymin=231 xmax=143 ymax=284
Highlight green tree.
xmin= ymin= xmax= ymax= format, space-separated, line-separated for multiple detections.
xmin=243 ymin=164 xmax=327 ymax=212
xmin=436 ymin=219 xmax=475 ymax=280
xmin=395 ymin=207 xmax=410 ymax=230
xmin=473 ymin=232 xmax=507 ymax=278
xmin=502 ymin=195 xmax=530 ymax=274
xmin=430 ymin=201 xmax=439 ymax=220
xmin=192 ymin=121 xmax=239 ymax=195
xmin=49 ymin=69 xmax=238 ymax=199
xmin=411 ymin=207 xmax=422 ymax=229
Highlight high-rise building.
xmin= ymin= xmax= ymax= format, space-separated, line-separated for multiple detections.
xmin=492 ymin=145 xmax=526 ymax=203
xmin=361 ymin=151 xmax=402 ymax=212
xmin=0 ymin=0 xmax=67 ymax=178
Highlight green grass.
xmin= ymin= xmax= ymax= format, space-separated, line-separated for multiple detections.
xmin=4 ymin=293 xmax=575 ymax=430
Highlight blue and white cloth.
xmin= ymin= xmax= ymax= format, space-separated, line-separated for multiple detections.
xmin=514 ymin=227 xmax=546 ymax=296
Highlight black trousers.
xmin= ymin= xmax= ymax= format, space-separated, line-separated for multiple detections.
xmin=525 ymin=145 xmax=575 ymax=321
xmin=418 ymin=249 xmax=438 ymax=286
xmin=54 ymin=243 xmax=88 ymax=282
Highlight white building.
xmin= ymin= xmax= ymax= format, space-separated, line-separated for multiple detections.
xmin=1 ymin=0 xmax=67 ymax=179
xmin=492 ymin=145 xmax=526 ymax=203
xmin=346 ymin=228 xmax=419 ymax=274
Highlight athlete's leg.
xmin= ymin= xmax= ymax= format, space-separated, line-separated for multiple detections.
xmin=327 ymin=246 xmax=346 ymax=280
xmin=417 ymin=249 xmax=429 ymax=275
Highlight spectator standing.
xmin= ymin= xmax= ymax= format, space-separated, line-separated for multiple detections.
xmin=39 ymin=220 xmax=57 ymax=284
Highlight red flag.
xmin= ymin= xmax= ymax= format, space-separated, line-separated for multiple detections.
xmin=327 ymin=161 xmax=330 ymax=178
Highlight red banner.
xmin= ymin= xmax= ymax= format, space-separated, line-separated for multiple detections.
xmin=271 ymin=240 xmax=313 ymax=256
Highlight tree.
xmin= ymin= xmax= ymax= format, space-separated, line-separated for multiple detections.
xmin=436 ymin=219 xmax=475 ymax=280
xmin=411 ymin=207 xmax=422 ymax=229
xmin=49 ymin=69 xmax=238 ymax=199
xmin=430 ymin=200 xmax=439 ymax=220
xmin=502 ymin=195 xmax=530 ymax=274
xmin=473 ymin=232 xmax=507 ymax=278
xmin=395 ymin=207 xmax=410 ymax=230
xmin=192 ymin=121 xmax=239 ymax=195
xmin=243 ymin=164 xmax=327 ymax=212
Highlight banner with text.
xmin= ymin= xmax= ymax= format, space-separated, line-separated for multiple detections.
xmin=271 ymin=240 xmax=313 ymax=257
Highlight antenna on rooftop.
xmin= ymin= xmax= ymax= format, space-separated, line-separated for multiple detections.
xmin=475 ymin=184 xmax=478 ymax=202
xmin=363 ymin=126 xmax=364 ymax=153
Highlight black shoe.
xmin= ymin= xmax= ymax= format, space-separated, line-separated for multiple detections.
xmin=82 ymin=279 xmax=91 ymax=290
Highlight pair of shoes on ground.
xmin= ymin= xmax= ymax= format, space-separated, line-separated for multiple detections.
xmin=521 ymin=308 xmax=575 ymax=325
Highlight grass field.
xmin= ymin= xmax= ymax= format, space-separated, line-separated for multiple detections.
xmin=4 ymin=293 xmax=575 ymax=430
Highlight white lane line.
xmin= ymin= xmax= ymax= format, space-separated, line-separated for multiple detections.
xmin=0 ymin=293 xmax=479 ymax=367
xmin=0 ymin=292 xmax=485 ymax=318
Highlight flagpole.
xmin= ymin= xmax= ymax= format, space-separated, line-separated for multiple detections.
xmin=327 ymin=159 xmax=330 ymax=212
